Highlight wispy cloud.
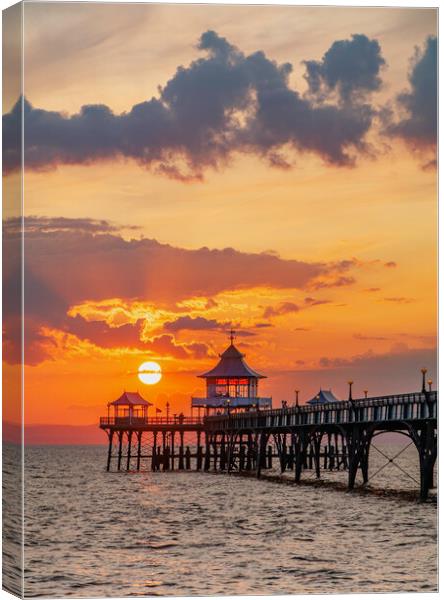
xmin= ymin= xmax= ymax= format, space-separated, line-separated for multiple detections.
xmin=383 ymin=296 xmax=415 ymax=304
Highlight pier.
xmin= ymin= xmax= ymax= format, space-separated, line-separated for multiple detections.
xmin=100 ymin=339 xmax=437 ymax=501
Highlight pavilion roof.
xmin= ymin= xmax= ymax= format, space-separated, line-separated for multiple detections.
xmin=307 ymin=389 xmax=341 ymax=405
xmin=109 ymin=391 xmax=152 ymax=406
xmin=198 ymin=343 xmax=266 ymax=379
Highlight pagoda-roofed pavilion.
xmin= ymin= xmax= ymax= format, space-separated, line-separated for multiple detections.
xmin=108 ymin=391 xmax=152 ymax=424
xmin=191 ymin=331 xmax=272 ymax=415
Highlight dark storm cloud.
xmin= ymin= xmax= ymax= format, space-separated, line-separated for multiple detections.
xmin=3 ymin=30 xmax=384 ymax=179
xmin=303 ymin=34 xmax=385 ymax=103
xmin=387 ymin=36 xmax=437 ymax=148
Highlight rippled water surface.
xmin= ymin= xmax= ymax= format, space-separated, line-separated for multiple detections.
xmin=21 ymin=445 xmax=436 ymax=597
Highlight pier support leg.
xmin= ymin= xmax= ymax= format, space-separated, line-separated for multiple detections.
xmin=163 ymin=446 xmax=170 ymax=471
xmin=219 ymin=435 xmax=225 ymax=471
xmin=204 ymin=434 xmax=211 ymax=471
xmin=415 ymin=421 xmax=437 ymax=502
xmin=348 ymin=460 xmax=359 ymax=490
xmin=136 ymin=432 xmax=142 ymax=471
xmin=288 ymin=444 xmax=294 ymax=470
xmin=246 ymin=434 xmax=253 ymax=470
xmin=256 ymin=432 xmax=268 ymax=478
xmin=197 ymin=445 xmax=203 ymax=470
xmin=179 ymin=432 xmax=185 ymax=469
xmin=360 ymin=444 xmax=370 ymax=484
xmin=282 ymin=434 xmax=287 ymax=473
xmin=213 ymin=435 xmax=219 ymax=471
xmin=314 ymin=435 xmax=322 ymax=479
xmin=196 ymin=431 xmax=202 ymax=470
xmin=334 ymin=434 xmax=339 ymax=470
xmin=117 ymin=431 xmax=123 ymax=471
xmin=106 ymin=430 xmax=114 ymax=472
xmin=151 ymin=446 xmax=157 ymax=471
xmin=294 ymin=432 xmax=307 ymax=483
xmin=126 ymin=431 xmax=133 ymax=471
xmin=347 ymin=425 xmax=373 ymax=490
xmin=239 ymin=444 xmax=245 ymax=471
xmin=342 ymin=437 xmax=348 ymax=470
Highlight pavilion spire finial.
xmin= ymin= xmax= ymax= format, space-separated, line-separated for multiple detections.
xmin=229 ymin=327 xmax=236 ymax=344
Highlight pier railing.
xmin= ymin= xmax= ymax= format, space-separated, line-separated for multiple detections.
xmin=100 ymin=416 xmax=204 ymax=426
xmin=204 ymin=391 xmax=437 ymax=431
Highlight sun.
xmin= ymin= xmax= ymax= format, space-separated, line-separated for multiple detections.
xmin=138 ymin=361 xmax=162 ymax=385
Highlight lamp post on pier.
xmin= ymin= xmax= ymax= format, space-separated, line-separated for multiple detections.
xmin=420 ymin=368 xmax=434 ymax=418
xmin=294 ymin=389 xmax=300 ymax=407
xmin=364 ymin=389 xmax=368 ymax=399
xmin=421 ymin=368 xmax=427 ymax=393
xmin=348 ymin=380 xmax=354 ymax=401
xmin=348 ymin=380 xmax=358 ymax=421
xmin=166 ymin=402 xmax=170 ymax=423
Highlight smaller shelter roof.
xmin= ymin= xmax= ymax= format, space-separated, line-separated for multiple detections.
xmin=109 ymin=391 xmax=152 ymax=406
xmin=307 ymin=389 xmax=341 ymax=405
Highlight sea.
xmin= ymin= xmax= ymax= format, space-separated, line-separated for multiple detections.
xmin=3 ymin=443 xmax=438 ymax=597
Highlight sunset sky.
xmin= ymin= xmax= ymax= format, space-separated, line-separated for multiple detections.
xmin=3 ymin=3 xmax=437 ymax=441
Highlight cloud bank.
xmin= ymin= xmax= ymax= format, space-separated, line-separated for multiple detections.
xmin=4 ymin=217 xmax=353 ymax=365
xmin=303 ymin=34 xmax=385 ymax=103
xmin=387 ymin=35 xmax=437 ymax=149
xmin=3 ymin=31 xmax=392 ymax=179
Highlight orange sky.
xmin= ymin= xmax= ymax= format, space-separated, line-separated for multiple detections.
xmin=2 ymin=3 xmax=437 ymax=441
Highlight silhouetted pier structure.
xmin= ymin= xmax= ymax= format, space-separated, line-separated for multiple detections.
xmin=100 ymin=342 xmax=437 ymax=501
